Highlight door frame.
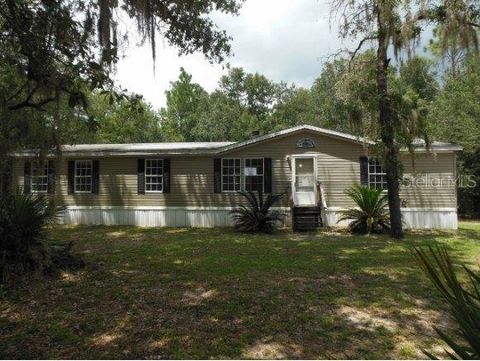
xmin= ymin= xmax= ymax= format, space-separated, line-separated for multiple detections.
xmin=291 ymin=154 xmax=318 ymax=206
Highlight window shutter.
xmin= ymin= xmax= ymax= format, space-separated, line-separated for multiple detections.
xmin=214 ymin=158 xmax=222 ymax=193
xmin=92 ymin=160 xmax=100 ymax=194
xmin=47 ymin=160 xmax=55 ymax=194
xmin=264 ymin=158 xmax=272 ymax=193
xmin=360 ymin=156 xmax=369 ymax=186
xmin=23 ymin=160 xmax=31 ymax=194
xmin=163 ymin=159 xmax=171 ymax=193
xmin=68 ymin=161 xmax=75 ymax=194
xmin=137 ymin=159 xmax=145 ymax=194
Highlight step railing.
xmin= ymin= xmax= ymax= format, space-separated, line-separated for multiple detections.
xmin=317 ymin=181 xmax=328 ymax=226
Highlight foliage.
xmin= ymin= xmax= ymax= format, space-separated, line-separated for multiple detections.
xmin=0 ymin=190 xmax=68 ymax=281
xmin=428 ymin=58 xmax=480 ymax=218
xmin=413 ymin=245 xmax=480 ymax=359
xmin=338 ymin=185 xmax=391 ymax=234
xmin=0 ymin=0 xmax=241 ymax=168
xmin=161 ymin=68 xmax=210 ymax=141
xmin=159 ymin=57 xmax=438 ymax=144
xmin=88 ymin=93 xmax=163 ymax=143
xmin=230 ymin=191 xmax=284 ymax=233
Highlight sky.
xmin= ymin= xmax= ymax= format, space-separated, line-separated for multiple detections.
xmin=114 ymin=0 xmax=348 ymax=109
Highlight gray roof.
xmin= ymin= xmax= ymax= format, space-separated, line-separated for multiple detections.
xmin=60 ymin=142 xmax=234 ymax=154
xmin=11 ymin=125 xmax=462 ymax=157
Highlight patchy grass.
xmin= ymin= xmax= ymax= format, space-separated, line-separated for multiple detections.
xmin=1 ymin=222 xmax=480 ymax=359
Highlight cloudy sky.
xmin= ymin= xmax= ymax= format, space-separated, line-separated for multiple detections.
xmin=114 ymin=0 xmax=351 ymax=109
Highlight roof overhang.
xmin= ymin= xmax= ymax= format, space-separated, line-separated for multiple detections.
xmin=216 ymin=125 xmax=374 ymax=154
xmin=9 ymin=125 xmax=462 ymax=157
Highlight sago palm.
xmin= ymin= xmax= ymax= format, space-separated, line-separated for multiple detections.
xmin=230 ymin=190 xmax=284 ymax=233
xmin=337 ymin=185 xmax=391 ymax=234
xmin=414 ymin=245 xmax=480 ymax=359
xmin=0 ymin=190 xmax=66 ymax=280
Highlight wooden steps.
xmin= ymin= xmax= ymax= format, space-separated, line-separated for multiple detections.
xmin=292 ymin=206 xmax=323 ymax=231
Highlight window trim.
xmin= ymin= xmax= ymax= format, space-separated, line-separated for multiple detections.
xmin=221 ymin=158 xmax=241 ymax=193
xmin=145 ymin=158 xmax=164 ymax=194
xmin=31 ymin=161 xmax=49 ymax=193
xmin=367 ymin=157 xmax=387 ymax=190
xmin=74 ymin=160 xmax=93 ymax=194
xmin=243 ymin=157 xmax=265 ymax=193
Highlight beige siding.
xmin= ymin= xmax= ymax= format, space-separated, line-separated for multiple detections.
xmin=401 ymin=153 xmax=457 ymax=208
xmin=12 ymin=130 xmax=457 ymax=209
xmin=225 ymin=130 xmax=365 ymax=207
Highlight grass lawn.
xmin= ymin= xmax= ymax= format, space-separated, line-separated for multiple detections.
xmin=1 ymin=222 xmax=480 ymax=359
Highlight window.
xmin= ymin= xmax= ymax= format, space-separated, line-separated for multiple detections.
xmin=145 ymin=159 xmax=163 ymax=192
xmin=368 ymin=158 xmax=387 ymax=190
xmin=244 ymin=158 xmax=264 ymax=192
xmin=31 ymin=161 xmax=49 ymax=193
xmin=74 ymin=160 xmax=93 ymax=193
xmin=222 ymin=158 xmax=241 ymax=192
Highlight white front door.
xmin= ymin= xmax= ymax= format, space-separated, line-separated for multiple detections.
xmin=293 ymin=157 xmax=317 ymax=206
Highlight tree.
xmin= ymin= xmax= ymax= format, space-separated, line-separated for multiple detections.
xmin=89 ymin=94 xmax=162 ymax=144
xmin=0 ymin=0 xmax=242 ymax=161
xmin=162 ymin=67 xmax=285 ymax=142
xmin=272 ymin=86 xmax=315 ymax=129
xmin=428 ymin=58 xmax=480 ymax=217
xmin=330 ymin=0 xmax=478 ymax=239
xmin=161 ymin=68 xmax=208 ymax=141
xmin=391 ymin=57 xmax=439 ymax=150
xmin=217 ymin=67 xmax=280 ymax=134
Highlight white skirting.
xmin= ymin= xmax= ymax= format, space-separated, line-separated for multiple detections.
xmin=324 ymin=207 xmax=458 ymax=230
xmin=62 ymin=206 xmax=457 ymax=230
xmin=62 ymin=206 xmax=292 ymax=228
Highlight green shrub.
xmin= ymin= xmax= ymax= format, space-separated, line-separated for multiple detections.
xmin=338 ymin=185 xmax=391 ymax=234
xmin=0 ymin=190 xmax=78 ymax=281
xmin=230 ymin=190 xmax=284 ymax=233
xmin=414 ymin=245 xmax=480 ymax=359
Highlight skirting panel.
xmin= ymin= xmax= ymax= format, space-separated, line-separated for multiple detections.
xmin=62 ymin=207 xmax=291 ymax=228
xmin=323 ymin=207 xmax=458 ymax=230
xmin=62 ymin=207 xmax=457 ymax=229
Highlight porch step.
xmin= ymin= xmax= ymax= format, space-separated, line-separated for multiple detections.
xmin=292 ymin=206 xmax=323 ymax=231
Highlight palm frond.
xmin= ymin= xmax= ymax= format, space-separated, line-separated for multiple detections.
xmin=338 ymin=185 xmax=391 ymax=234
xmin=413 ymin=245 xmax=480 ymax=359
xmin=230 ymin=190 xmax=284 ymax=233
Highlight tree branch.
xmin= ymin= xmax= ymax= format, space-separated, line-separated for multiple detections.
xmin=349 ymin=36 xmax=377 ymax=68
xmin=7 ymin=96 xmax=58 ymax=111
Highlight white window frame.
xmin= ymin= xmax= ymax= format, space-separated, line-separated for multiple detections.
xmin=145 ymin=159 xmax=164 ymax=193
xmin=221 ymin=158 xmax=241 ymax=193
xmin=368 ymin=157 xmax=387 ymax=190
xmin=31 ymin=161 xmax=49 ymax=193
xmin=74 ymin=160 xmax=93 ymax=194
xmin=243 ymin=157 xmax=264 ymax=192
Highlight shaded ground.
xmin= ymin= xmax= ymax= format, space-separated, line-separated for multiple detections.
xmin=1 ymin=222 xmax=480 ymax=359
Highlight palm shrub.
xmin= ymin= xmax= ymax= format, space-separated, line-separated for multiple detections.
xmin=414 ymin=245 xmax=480 ymax=359
xmin=0 ymin=190 xmax=66 ymax=281
xmin=338 ymin=185 xmax=391 ymax=234
xmin=230 ymin=190 xmax=284 ymax=233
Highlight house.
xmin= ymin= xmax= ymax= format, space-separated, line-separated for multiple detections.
xmin=10 ymin=125 xmax=462 ymax=230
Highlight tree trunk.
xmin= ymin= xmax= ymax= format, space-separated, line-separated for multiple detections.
xmin=376 ymin=14 xmax=404 ymax=239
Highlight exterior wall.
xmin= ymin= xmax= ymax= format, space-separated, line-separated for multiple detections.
xmin=400 ymin=153 xmax=457 ymax=209
xmin=12 ymin=130 xmax=367 ymax=208
xmin=11 ymin=129 xmax=459 ymax=229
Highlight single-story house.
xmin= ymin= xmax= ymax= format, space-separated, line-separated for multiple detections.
xmin=10 ymin=125 xmax=461 ymax=230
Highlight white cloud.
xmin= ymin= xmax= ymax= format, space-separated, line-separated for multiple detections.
xmin=114 ymin=0 xmax=344 ymax=108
